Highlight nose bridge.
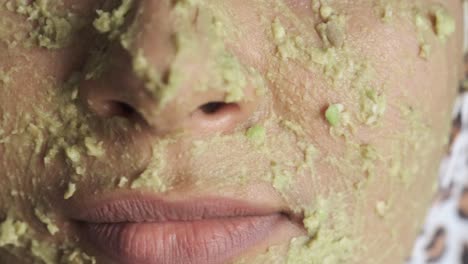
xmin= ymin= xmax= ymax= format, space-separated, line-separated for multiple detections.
xmin=122 ymin=0 xmax=213 ymax=110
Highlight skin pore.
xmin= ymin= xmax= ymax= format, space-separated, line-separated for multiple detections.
xmin=0 ymin=0 xmax=463 ymax=263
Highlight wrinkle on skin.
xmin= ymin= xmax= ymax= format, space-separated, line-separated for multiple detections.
xmin=0 ymin=0 xmax=462 ymax=263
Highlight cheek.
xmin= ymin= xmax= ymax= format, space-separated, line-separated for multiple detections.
xmin=282 ymin=0 xmax=315 ymax=18
xmin=345 ymin=3 xmax=457 ymax=156
xmin=249 ymin=0 xmax=457 ymax=258
xmin=0 ymin=45 xmax=90 ymax=202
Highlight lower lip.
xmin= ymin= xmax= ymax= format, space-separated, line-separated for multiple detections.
xmin=80 ymin=214 xmax=285 ymax=264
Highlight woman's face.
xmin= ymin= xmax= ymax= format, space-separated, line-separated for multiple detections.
xmin=0 ymin=0 xmax=463 ymax=263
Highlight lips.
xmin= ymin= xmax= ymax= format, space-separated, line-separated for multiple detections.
xmin=71 ymin=194 xmax=295 ymax=264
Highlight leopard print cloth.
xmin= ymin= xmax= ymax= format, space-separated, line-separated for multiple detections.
xmin=407 ymin=3 xmax=468 ymax=263
xmin=408 ymin=88 xmax=468 ymax=264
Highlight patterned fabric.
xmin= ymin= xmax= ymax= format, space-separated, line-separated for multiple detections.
xmin=407 ymin=1 xmax=468 ymax=264
xmin=408 ymin=88 xmax=468 ymax=264
xmin=407 ymin=4 xmax=468 ymax=261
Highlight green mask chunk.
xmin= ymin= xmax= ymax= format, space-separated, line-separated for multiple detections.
xmin=325 ymin=104 xmax=344 ymax=127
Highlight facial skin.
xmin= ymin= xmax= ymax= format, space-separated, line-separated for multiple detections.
xmin=0 ymin=0 xmax=464 ymax=263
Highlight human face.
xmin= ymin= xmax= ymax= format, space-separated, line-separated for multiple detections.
xmin=0 ymin=0 xmax=463 ymax=263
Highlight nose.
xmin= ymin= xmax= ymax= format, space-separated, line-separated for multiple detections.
xmin=79 ymin=1 xmax=264 ymax=136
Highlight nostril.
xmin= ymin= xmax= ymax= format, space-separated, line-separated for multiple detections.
xmin=112 ymin=101 xmax=136 ymax=117
xmin=92 ymin=100 xmax=138 ymax=119
xmin=199 ymin=102 xmax=239 ymax=115
xmin=199 ymin=102 xmax=225 ymax=114
xmin=191 ymin=101 xmax=243 ymax=133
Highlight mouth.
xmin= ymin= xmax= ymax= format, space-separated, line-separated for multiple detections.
xmin=70 ymin=193 xmax=303 ymax=264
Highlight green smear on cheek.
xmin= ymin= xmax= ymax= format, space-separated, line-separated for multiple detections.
xmin=84 ymin=137 xmax=105 ymax=157
xmin=325 ymin=104 xmax=343 ymax=127
xmin=359 ymin=89 xmax=386 ymax=126
xmin=433 ymin=6 xmax=456 ymax=41
xmin=63 ymin=182 xmax=76 ymax=200
xmin=245 ymin=124 xmax=266 ymax=146
xmin=130 ymin=139 xmax=172 ymax=192
xmin=34 ymin=208 xmax=59 ymax=236
xmin=0 ymin=212 xmax=96 ymax=263
xmin=316 ymin=6 xmax=346 ymax=48
xmin=270 ymin=162 xmax=294 ymax=193
xmin=31 ymin=240 xmax=58 ymax=264
xmin=0 ymin=214 xmax=28 ymax=248
xmin=6 ymin=0 xmax=82 ymax=49
xmin=293 ymin=196 xmax=357 ymax=263
xmin=93 ymin=0 xmax=133 ymax=39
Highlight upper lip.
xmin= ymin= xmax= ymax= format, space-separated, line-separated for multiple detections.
xmin=67 ymin=192 xmax=303 ymax=224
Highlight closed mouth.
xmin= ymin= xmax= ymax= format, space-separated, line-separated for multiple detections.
xmin=70 ymin=193 xmax=303 ymax=264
